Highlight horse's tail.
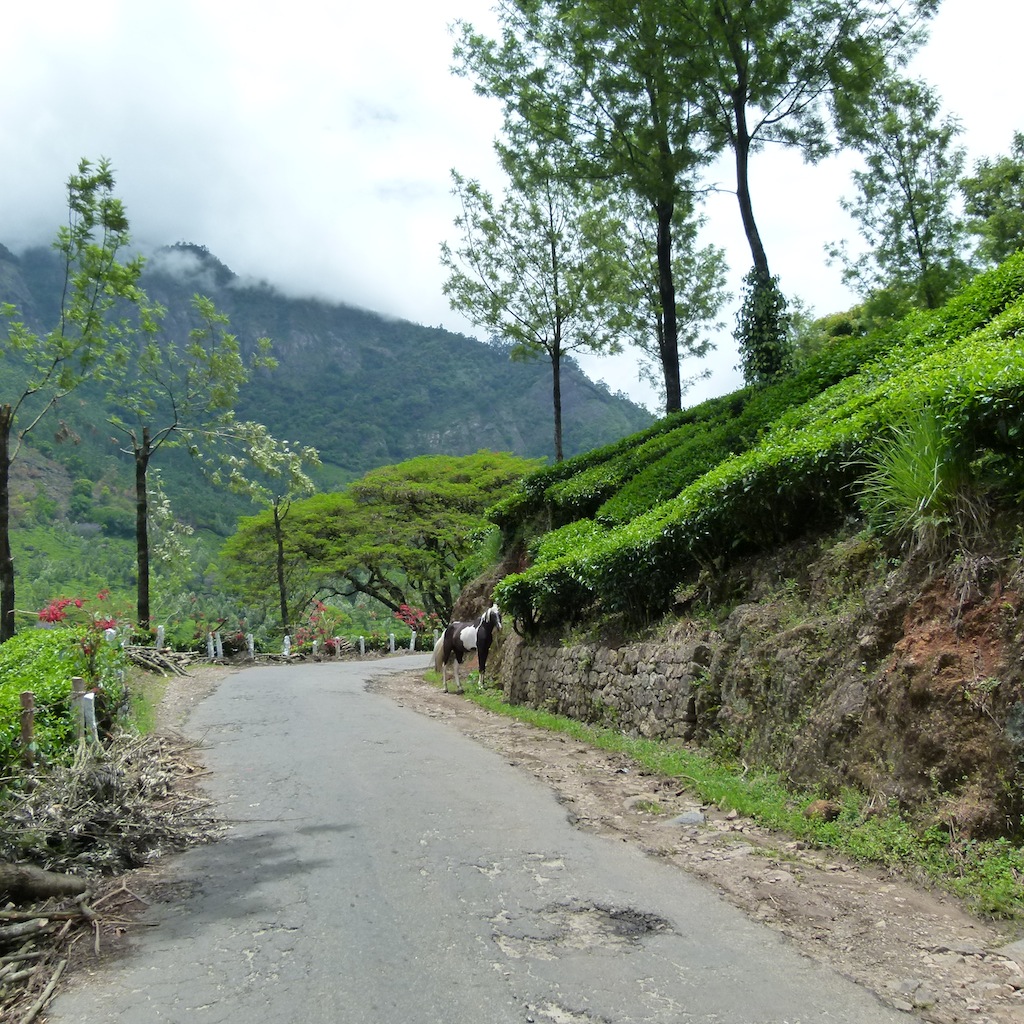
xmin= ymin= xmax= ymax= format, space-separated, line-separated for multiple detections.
xmin=432 ymin=634 xmax=445 ymax=675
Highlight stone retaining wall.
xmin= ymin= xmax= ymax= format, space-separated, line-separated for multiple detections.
xmin=497 ymin=629 xmax=713 ymax=740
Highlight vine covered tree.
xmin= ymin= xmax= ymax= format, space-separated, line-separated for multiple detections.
xmin=679 ymin=0 xmax=938 ymax=377
xmin=0 ymin=158 xmax=146 ymax=642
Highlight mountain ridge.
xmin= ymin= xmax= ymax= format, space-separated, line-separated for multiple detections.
xmin=1 ymin=241 xmax=654 ymax=530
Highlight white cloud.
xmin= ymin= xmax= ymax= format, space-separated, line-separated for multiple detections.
xmin=2 ymin=0 xmax=1021 ymax=415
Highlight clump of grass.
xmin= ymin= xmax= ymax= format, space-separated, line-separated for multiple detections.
xmin=633 ymin=799 xmax=664 ymax=815
xmin=854 ymin=406 xmax=987 ymax=551
xmin=452 ymin=680 xmax=1024 ymax=919
xmin=127 ymin=668 xmax=166 ymax=734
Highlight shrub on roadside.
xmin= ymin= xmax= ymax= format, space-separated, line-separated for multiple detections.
xmin=0 ymin=628 xmax=129 ymax=772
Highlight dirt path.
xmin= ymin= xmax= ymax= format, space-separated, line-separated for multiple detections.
xmin=370 ymin=669 xmax=1024 ymax=1024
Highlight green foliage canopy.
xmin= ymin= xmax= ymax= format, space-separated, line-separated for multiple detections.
xmin=106 ymin=291 xmax=319 ymax=630
xmin=454 ymin=1 xmax=937 ymax=406
xmin=453 ymin=0 xmax=718 ymax=414
xmin=961 ymin=130 xmax=1024 ymax=266
xmin=832 ymin=76 xmax=970 ymax=311
xmin=221 ymin=451 xmax=543 ymax=625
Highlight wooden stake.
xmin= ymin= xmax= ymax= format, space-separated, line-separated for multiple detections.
xmin=19 ymin=691 xmax=34 ymax=767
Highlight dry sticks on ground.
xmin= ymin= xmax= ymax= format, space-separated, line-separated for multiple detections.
xmin=1 ymin=732 xmax=225 ymax=875
xmin=0 ymin=883 xmax=156 ymax=1023
xmin=1 ymin=732 xmax=226 ymax=1021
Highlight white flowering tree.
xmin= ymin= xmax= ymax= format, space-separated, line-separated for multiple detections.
xmin=106 ymin=295 xmax=319 ymax=632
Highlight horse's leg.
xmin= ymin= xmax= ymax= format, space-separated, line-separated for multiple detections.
xmin=478 ymin=634 xmax=491 ymax=683
xmin=433 ymin=636 xmax=445 ymax=691
xmin=454 ymin=659 xmax=463 ymax=694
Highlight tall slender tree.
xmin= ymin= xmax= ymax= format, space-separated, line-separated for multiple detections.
xmin=598 ymin=191 xmax=730 ymax=405
xmin=457 ymin=1 xmax=939 ymax=390
xmin=440 ymin=155 xmax=621 ymax=461
xmin=0 ymin=159 xmax=146 ymax=642
xmin=830 ymin=76 xmax=969 ymax=310
xmin=454 ymin=0 xmax=711 ymax=413
xmin=106 ymin=295 xmax=317 ymax=631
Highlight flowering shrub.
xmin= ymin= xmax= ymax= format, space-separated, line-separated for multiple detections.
xmin=37 ymin=588 xmax=124 ymax=635
xmin=38 ymin=596 xmax=84 ymax=623
xmin=292 ymin=601 xmax=351 ymax=653
xmin=393 ymin=604 xmax=441 ymax=633
xmin=35 ymin=590 xmax=132 ymax=681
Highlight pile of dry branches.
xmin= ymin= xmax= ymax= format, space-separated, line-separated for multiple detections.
xmin=123 ymin=645 xmax=200 ymax=676
xmin=0 ymin=884 xmax=151 ymax=1024
xmin=0 ymin=732 xmax=225 ymax=1021
xmin=1 ymin=732 xmax=225 ymax=872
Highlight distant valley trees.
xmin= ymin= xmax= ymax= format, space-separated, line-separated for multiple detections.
xmin=0 ymin=168 xmax=319 ymax=639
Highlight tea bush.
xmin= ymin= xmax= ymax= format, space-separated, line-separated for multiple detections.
xmin=495 ymin=256 xmax=1024 ymax=630
xmin=0 ymin=628 xmax=128 ymax=772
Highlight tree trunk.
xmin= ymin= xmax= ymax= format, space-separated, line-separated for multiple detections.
xmin=0 ymin=862 xmax=89 ymax=902
xmin=274 ymin=500 xmax=288 ymax=632
xmin=655 ymin=199 xmax=682 ymax=413
xmin=550 ymin=346 xmax=564 ymax=463
xmin=731 ymin=88 xmax=770 ymax=278
xmin=0 ymin=404 xmax=15 ymax=643
xmin=135 ymin=428 xmax=152 ymax=632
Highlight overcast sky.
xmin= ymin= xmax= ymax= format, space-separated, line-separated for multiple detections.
xmin=2 ymin=0 xmax=1021 ymax=413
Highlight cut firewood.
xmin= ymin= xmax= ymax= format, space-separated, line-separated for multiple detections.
xmin=0 ymin=863 xmax=88 ymax=903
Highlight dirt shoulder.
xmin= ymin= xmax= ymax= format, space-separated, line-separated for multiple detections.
xmin=371 ymin=668 xmax=1024 ymax=1024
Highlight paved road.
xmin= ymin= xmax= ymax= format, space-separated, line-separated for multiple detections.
xmin=49 ymin=658 xmax=903 ymax=1023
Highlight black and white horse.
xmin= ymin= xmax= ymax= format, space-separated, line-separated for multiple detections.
xmin=433 ymin=603 xmax=503 ymax=693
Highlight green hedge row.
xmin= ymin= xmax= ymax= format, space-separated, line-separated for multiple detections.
xmin=0 ymin=628 xmax=128 ymax=772
xmin=495 ymin=257 xmax=1024 ymax=630
xmin=493 ymin=254 xmax=1024 ymax=549
xmin=487 ymin=403 xmax=716 ymax=534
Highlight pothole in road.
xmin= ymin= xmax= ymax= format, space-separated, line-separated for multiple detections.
xmin=491 ymin=901 xmax=672 ymax=959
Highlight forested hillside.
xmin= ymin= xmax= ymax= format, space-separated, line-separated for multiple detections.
xmin=1 ymin=241 xmax=652 ymax=531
